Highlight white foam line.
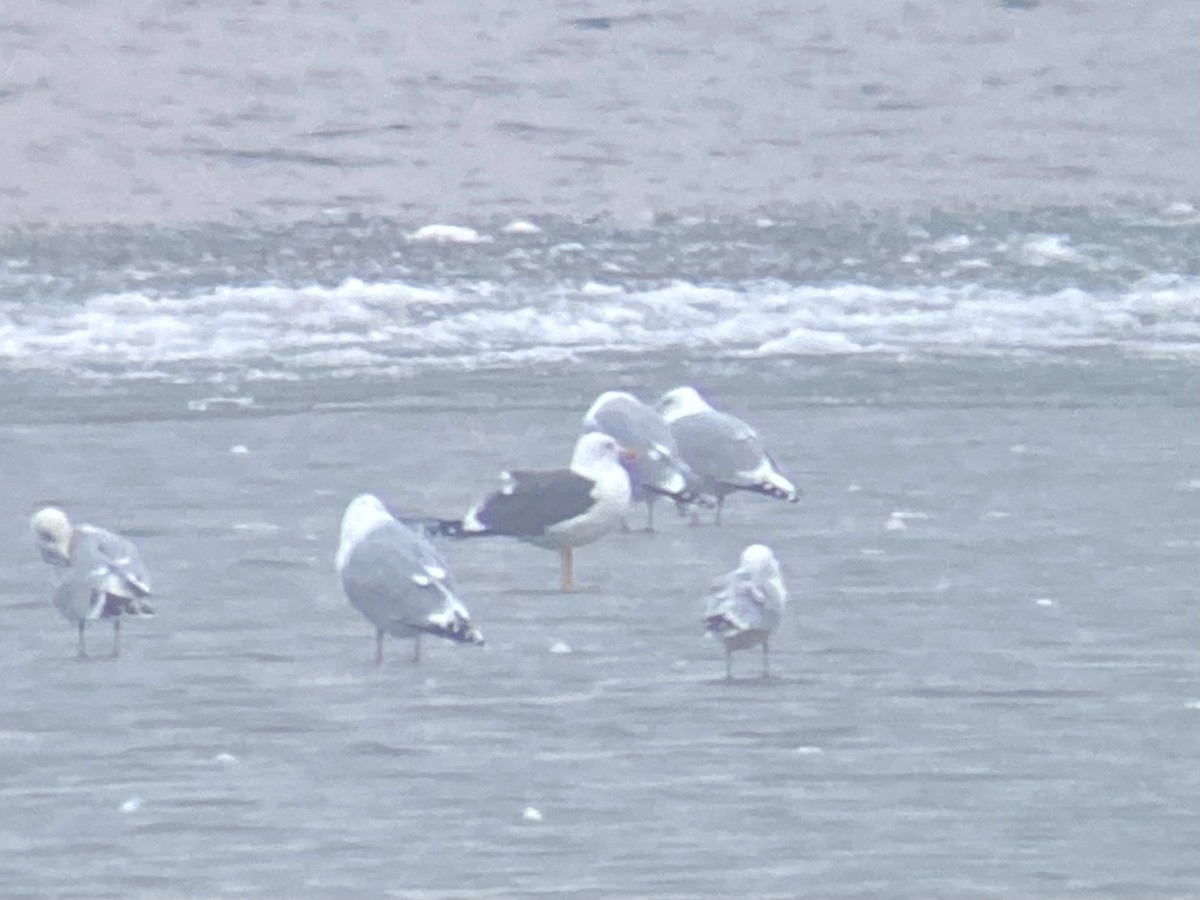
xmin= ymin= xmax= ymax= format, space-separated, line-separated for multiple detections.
xmin=2 ymin=276 xmax=1198 ymax=380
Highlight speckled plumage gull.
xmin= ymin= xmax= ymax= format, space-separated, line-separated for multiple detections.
xmin=703 ymin=544 xmax=788 ymax=681
xmin=433 ymin=432 xmax=632 ymax=592
xmin=658 ymin=386 xmax=800 ymax=524
xmin=582 ymin=390 xmax=705 ymax=531
xmin=30 ymin=507 xmax=154 ymax=659
xmin=337 ymin=494 xmax=484 ymax=665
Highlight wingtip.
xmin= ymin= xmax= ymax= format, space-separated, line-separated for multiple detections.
xmin=424 ymin=610 xmax=485 ymax=646
xmin=644 ymin=484 xmax=716 ymax=509
xmin=121 ymin=597 xmax=156 ymax=617
xmin=763 ymin=483 xmax=801 ymax=503
xmin=682 ymin=489 xmax=718 ymax=510
xmin=126 ymin=577 xmax=153 ymax=598
xmin=704 ymin=613 xmax=738 ymax=635
xmin=430 ymin=519 xmax=468 ymax=538
xmin=449 ymin=624 xmax=485 ymax=646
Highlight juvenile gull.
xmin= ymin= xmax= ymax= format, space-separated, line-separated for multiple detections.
xmin=658 ymin=386 xmax=800 ymax=524
xmin=703 ymin=544 xmax=788 ymax=681
xmin=433 ymin=432 xmax=632 ymax=592
xmin=582 ymin=390 xmax=705 ymax=531
xmin=29 ymin=507 xmax=154 ymax=659
xmin=337 ymin=494 xmax=483 ymax=665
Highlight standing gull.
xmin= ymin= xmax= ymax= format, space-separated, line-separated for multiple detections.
xmin=703 ymin=544 xmax=788 ymax=681
xmin=658 ymin=386 xmax=800 ymax=524
xmin=434 ymin=432 xmax=632 ymax=592
xmin=582 ymin=390 xmax=705 ymax=531
xmin=337 ymin=494 xmax=483 ymax=665
xmin=29 ymin=507 xmax=154 ymax=659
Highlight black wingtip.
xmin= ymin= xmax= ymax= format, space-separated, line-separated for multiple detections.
xmin=705 ymin=613 xmax=737 ymax=635
xmin=680 ymin=489 xmax=718 ymax=510
xmin=385 ymin=514 xmax=452 ymax=539
xmin=644 ymin=484 xmax=717 ymax=509
xmin=119 ymin=597 xmax=155 ymax=617
xmin=759 ymin=484 xmax=798 ymax=502
xmin=423 ymin=519 xmax=467 ymax=538
xmin=722 ymin=481 xmax=801 ymax=504
xmin=419 ymin=616 xmax=485 ymax=645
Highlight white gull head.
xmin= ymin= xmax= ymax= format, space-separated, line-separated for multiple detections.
xmin=336 ymin=494 xmax=393 ymax=572
xmin=30 ymin=506 xmax=73 ymax=564
xmin=569 ymin=431 xmax=625 ymax=475
xmin=581 ymin=390 xmax=637 ymax=428
xmin=738 ymin=544 xmax=788 ymax=607
xmin=658 ymin=386 xmax=714 ymax=422
xmin=739 ymin=543 xmax=781 ymax=579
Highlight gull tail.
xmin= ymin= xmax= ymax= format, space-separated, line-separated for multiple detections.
xmin=705 ymin=612 xmax=743 ymax=637
xmin=121 ymin=596 xmax=156 ymax=617
xmin=420 ymin=610 xmax=485 ymax=646
xmin=723 ymin=464 xmax=801 ymax=503
xmin=735 ymin=480 xmax=801 ymax=503
xmin=763 ymin=456 xmax=802 ymax=503
xmin=97 ymin=593 xmax=156 ymax=618
xmin=123 ymin=575 xmax=152 ymax=598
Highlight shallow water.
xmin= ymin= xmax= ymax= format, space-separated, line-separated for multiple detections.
xmin=2 ymin=359 xmax=1198 ymax=898
xmin=2 ymin=1 xmax=1199 ymax=896
xmin=1 ymin=1 xmax=1197 ymax=227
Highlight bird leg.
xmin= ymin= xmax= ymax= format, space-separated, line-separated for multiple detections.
xmin=76 ymin=621 xmax=88 ymax=661
xmin=725 ymin=647 xmax=733 ymax=683
xmin=643 ymin=501 xmax=656 ymax=533
xmin=374 ymin=628 xmax=385 ymax=666
xmin=761 ymin=638 xmax=770 ymax=680
xmin=110 ymin=618 xmax=121 ymax=659
xmin=715 ymin=496 xmax=725 ymax=527
xmin=412 ymin=634 xmax=421 ymax=664
xmin=560 ymin=547 xmax=576 ymax=593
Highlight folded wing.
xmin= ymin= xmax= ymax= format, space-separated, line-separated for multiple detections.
xmin=340 ymin=521 xmax=482 ymax=644
xmin=445 ymin=469 xmax=599 ymax=538
xmin=68 ymin=526 xmax=155 ymax=619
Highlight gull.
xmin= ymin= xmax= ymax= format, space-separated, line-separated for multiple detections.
xmin=433 ymin=432 xmax=632 ymax=592
xmin=582 ymin=390 xmax=706 ymax=531
xmin=336 ymin=494 xmax=484 ymax=665
xmin=29 ymin=507 xmax=154 ymax=659
xmin=703 ymin=544 xmax=788 ymax=681
xmin=658 ymin=386 xmax=800 ymax=524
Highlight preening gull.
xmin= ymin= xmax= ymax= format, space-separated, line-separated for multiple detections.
xmin=337 ymin=494 xmax=483 ymax=664
xmin=30 ymin=507 xmax=154 ymax=659
xmin=433 ymin=432 xmax=632 ymax=592
xmin=658 ymin=386 xmax=800 ymax=524
xmin=582 ymin=390 xmax=705 ymax=531
xmin=703 ymin=544 xmax=788 ymax=681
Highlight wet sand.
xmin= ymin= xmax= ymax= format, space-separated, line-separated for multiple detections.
xmin=1 ymin=358 xmax=1197 ymax=897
